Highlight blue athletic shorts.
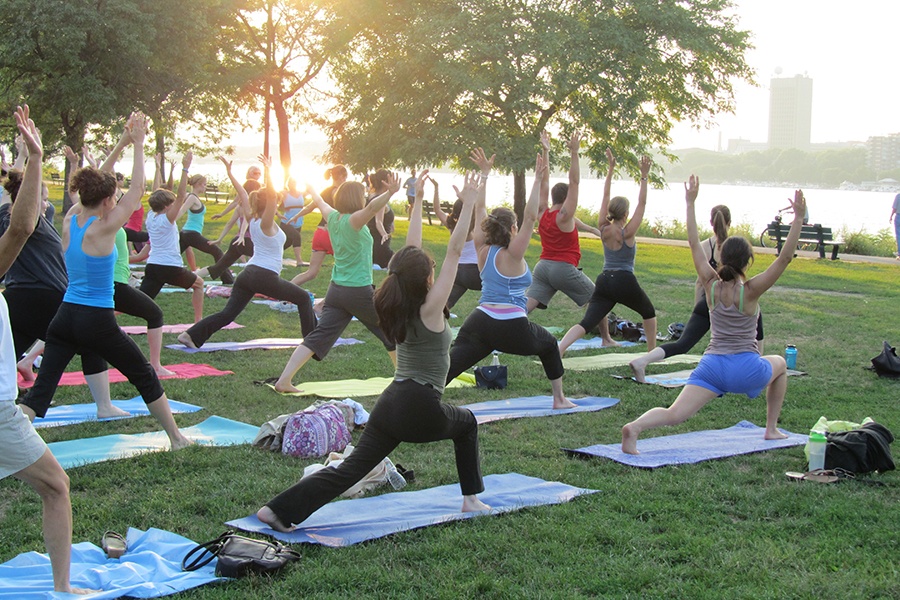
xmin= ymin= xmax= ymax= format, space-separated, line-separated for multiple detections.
xmin=687 ymin=352 xmax=773 ymax=399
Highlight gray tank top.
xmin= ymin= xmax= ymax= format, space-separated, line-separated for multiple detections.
xmin=705 ymin=281 xmax=759 ymax=355
xmin=394 ymin=314 xmax=452 ymax=392
xmin=602 ymin=226 xmax=636 ymax=272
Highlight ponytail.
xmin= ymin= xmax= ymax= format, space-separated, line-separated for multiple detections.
xmin=710 ymin=204 xmax=731 ymax=247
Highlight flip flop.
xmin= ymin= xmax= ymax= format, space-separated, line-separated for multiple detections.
xmin=101 ymin=530 xmax=127 ymax=559
xmin=785 ymin=468 xmax=854 ymax=484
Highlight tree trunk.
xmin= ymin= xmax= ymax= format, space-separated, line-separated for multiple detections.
xmin=155 ymin=131 xmax=166 ymax=185
xmin=273 ymin=98 xmax=291 ymax=178
xmin=61 ymin=116 xmax=85 ymax=214
xmin=513 ymin=168 xmax=526 ymax=226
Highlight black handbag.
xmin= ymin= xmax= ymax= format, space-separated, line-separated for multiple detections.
xmin=474 ymin=364 xmax=508 ymax=389
xmin=182 ymin=530 xmax=301 ymax=578
xmin=871 ymin=341 xmax=900 ymax=377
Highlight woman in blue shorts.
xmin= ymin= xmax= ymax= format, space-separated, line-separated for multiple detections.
xmin=621 ymin=177 xmax=806 ymax=454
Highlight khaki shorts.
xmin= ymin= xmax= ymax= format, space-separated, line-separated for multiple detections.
xmin=526 ymin=259 xmax=594 ymax=308
xmin=0 ymin=400 xmax=47 ymax=480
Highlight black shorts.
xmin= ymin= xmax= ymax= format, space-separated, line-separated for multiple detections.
xmin=139 ymin=263 xmax=198 ymax=298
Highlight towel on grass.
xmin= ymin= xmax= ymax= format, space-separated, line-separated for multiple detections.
xmin=616 ymin=368 xmax=808 ymax=388
xmin=48 ymin=416 xmax=258 ymax=469
xmin=267 ymin=373 xmax=476 ymax=398
xmin=0 ymin=527 xmax=222 ymax=599
xmin=166 ymin=337 xmax=362 ymax=353
xmin=564 ymin=420 xmax=807 ymax=468
xmin=34 ymin=397 xmax=201 ymax=429
xmin=120 ymin=322 xmax=243 ymax=335
xmin=461 ymin=396 xmax=619 ymax=424
xmin=17 ymin=363 xmax=232 ymax=389
xmin=560 ymin=353 xmax=700 ymax=372
xmin=227 ymin=473 xmax=598 ymax=547
xmin=566 ymin=338 xmax=637 ymax=351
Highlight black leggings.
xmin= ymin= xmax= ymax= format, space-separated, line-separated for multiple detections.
xmin=660 ymin=295 xmax=765 ymax=358
xmin=21 ymin=303 xmax=164 ymax=418
xmin=4 ymin=286 xmax=105 ymax=373
xmin=207 ymin=236 xmax=254 ymax=280
xmin=114 ymin=282 xmax=164 ymax=329
xmin=124 ymin=227 xmax=149 ymax=252
xmin=139 ymin=264 xmax=198 ymax=298
xmin=180 ymin=230 xmax=225 ymax=263
xmin=185 ymin=265 xmax=316 ymax=347
xmin=278 ymin=222 xmax=302 ymax=249
xmin=265 ymin=379 xmax=483 ymax=527
xmin=447 ymin=310 xmax=564 ymax=383
xmin=579 ymin=270 xmax=655 ymax=332
xmin=447 ymin=263 xmax=481 ymax=309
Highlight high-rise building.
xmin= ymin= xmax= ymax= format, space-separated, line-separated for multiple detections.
xmin=768 ymin=75 xmax=813 ymax=150
xmin=866 ymin=134 xmax=900 ymax=173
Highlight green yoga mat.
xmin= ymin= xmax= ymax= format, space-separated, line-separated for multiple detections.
xmin=270 ymin=373 xmax=476 ymax=398
xmin=560 ymin=353 xmax=701 ymax=371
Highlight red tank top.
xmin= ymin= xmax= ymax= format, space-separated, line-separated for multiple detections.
xmin=539 ymin=208 xmax=580 ymax=266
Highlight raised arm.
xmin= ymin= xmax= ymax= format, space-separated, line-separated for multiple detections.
xmin=349 ymin=173 xmax=400 ymax=230
xmin=258 ymin=155 xmax=278 ymax=234
xmin=746 ymin=190 xmax=807 ymax=297
xmin=538 ymin=131 xmax=550 ymax=216
xmin=0 ymin=106 xmax=43 ymax=277
xmin=99 ymin=125 xmax=132 ymax=173
xmin=574 ymin=217 xmax=602 ymax=237
xmin=104 ymin=112 xmax=147 ymax=231
xmin=685 ymin=176 xmax=716 ymax=286
xmin=469 ymin=147 xmax=494 ymax=250
xmin=623 ymin=155 xmax=650 ymax=239
xmin=214 ymin=155 xmax=249 ymax=222
xmin=429 ymin=177 xmax=449 ymax=228
xmin=507 ymin=153 xmax=544 ymax=261
xmin=166 ymin=151 xmax=191 ymax=223
xmin=11 ymin=133 xmax=26 ymax=170
xmin=305 ymin=183 xmax=335 ymax=221
xmin=557 ymin=131 xmax=581 ymax=232
xmin=598 ymin=147 xmax=615 ymax=229
xmin=405 ymin=170 xmax=429 ymax=248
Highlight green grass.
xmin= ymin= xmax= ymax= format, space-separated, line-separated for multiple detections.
xmin=3 ymin=192 xmax=899 ymax=598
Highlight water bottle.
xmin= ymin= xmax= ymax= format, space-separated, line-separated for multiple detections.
xmin=784 ymin=345 xmax=797 ymax=370
xmin=491 ymin=351 xmax=500 ymax=366
xmin=384 ymin=458 xmax=407 ymax=490
xmin=807 ymin=431 xmax=827 ymax=472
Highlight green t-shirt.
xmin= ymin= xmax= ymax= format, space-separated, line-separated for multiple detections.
xmin=327 ymin=212 xmax=373 ymax=287
xmin=114 ymin=227 xmax=130 ymax=284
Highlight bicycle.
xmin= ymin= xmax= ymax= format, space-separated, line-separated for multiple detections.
xmin=758 ymin=208 xmax=792 ymax=248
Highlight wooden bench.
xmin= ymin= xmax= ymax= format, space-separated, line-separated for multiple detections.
xmin=204 ymin=184 xmax=230 ymax=204
xmin=424 ymin=200 xmax=454 ymax=226
xmin=49 ymin=172 xmax=63 ymax=185
xmin=766 ymin=222 xmax=843 ymax=260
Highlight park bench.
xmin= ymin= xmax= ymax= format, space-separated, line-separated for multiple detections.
xmin=204 ymin=183 xmax=230 ymax=204
xmin=49 ymin=172 xmax=62 ymax=185
xmin=424 ymin=200 xmax=454 ymax=226
xmin=766 ymin=222 xmax=843 ymax=260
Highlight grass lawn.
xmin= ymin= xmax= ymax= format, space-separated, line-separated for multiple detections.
xmin=2 ymin=192 xmax=899 ymax=598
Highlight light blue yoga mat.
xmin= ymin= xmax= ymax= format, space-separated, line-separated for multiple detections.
xmin=166 ymin=337 xmax=363 ymax=353
xmin=0 ymin=527 xmax=222 ymax=599
xmin=462 ymin=396 xmax=619 ymax=424
xmin=228 ymin=473 xmax=598 ymax=547
xmin=48 ymin=416 xmax=259 ymax=469
xmin=565 ymin=420 xmax=807 ymax=468
xmin=34 ymin=397 xmax=201 ymax=429
xmin=614 ymin=368 xmax=809 ymax=389
xmin=566 ymin=338 xmax=637 ymax=351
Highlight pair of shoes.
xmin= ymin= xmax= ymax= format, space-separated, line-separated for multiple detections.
xmin=101 ymin=530 xmax=127 ymax=559
xmin=785 ymin=468 xmax=855 ymax=484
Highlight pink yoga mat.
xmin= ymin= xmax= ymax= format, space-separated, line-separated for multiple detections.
xmin=120 ymin=322 xmax=244 ymax=335
xmin=17 ymin=363 xmax=233 ymax=389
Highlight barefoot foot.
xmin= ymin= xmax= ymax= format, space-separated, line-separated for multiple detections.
xmin=169 ymin=435 xmax=195 ymax=451
xmin=603 ymin=337 xmax=620 ymax=348
xmin=257 ymin=506 xmax=295 ymax=532
xmin=461 ymin=495 xmax=491 ymax=513
xmin=154 ymin=365 xmax=177 ymax=377
xmin=273 ymin=381 xmax=302 ymax=394
xmin=177 ymin=332 xmax=197 ymax=349
xmin=621 ymin=423 xmax=640 ymax=454
xmin=97 ymin=406 xmax=132 ymax=419
xmin=553 ymin=397 xmax=578 ymax=409
xmin=764 ymin=430 xmax=789 ymax=441
xmin=629 ymin=359 xmax=647 ymax=383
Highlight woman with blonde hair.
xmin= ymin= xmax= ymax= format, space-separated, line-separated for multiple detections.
xmin=176 ymin=172 xmax=231 ymax=282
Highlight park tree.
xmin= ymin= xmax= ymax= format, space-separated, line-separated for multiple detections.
xmin=324 ymin=0 xmax=753 ymax=221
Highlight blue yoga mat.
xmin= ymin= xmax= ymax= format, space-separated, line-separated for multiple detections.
xmin=48 ymin=416 xmax=259 ymax=469
xmin=0 ymin=527 xmax=222 ymax=599
xmin=462 ymin=396 xmax=619 ymax=424
xmin=227 ymin=473 xmax=598 ymax=547
xmin=565 ymin=420 xmax=807 ymax=468
xmin=34 ymin=397 xmax=202 ymax=429
xmin=567 ymin=338 xmax=637 ymax=351
xmin=166 ymin=337 xmax=363 ymax=353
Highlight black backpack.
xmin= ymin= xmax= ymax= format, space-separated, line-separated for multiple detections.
xmin=826 ymin=422 xmax=895 ymax=474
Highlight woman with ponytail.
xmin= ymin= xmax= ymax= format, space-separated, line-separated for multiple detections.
xmin=620 ymin=178 xmax=804 ymax=454
xmin=558 ymin=148 xmax=657 ymax=355
xmin=258 ymin=171 xmax=489 ymax=532
xmin=628 ymin=205 xmax=765 ymax=381
xmin=445 ymin=148 xmax=575 ymax=410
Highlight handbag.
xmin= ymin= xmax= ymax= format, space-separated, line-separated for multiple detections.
xmin=182 ymin=530 xmax=301 ymax=578
xmin=281 ymin=404 xmax=352 ymax=459
xmin=474 ymin=364 xmax=508 ymax=389
xmin=871 ymin=341 xmax=900 ymax=377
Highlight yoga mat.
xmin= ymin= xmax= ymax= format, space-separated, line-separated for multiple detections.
xmin=228 ymin=473 xmax=598 ymax=547
xmin=120 ymin=322 xmax=243 ymax=335
xmin=564 ymin=420 xmax=807 ymax=468
xmin=17 ymin=363 xmax=233 ymax=389
xmin=166 ymin=337 xmax=363 ymax=353
xmin=268 ymin=373 xmax=476 ymax=398
xmin=34 ymin=397 xmax=202 ymax=429
xmin=566 ymin=338 xmax=637 ymax=351
xmin=615 ymin=368 xmax=808 ymax=388
xmin=157 ymin=282 xmax=224 ymax=293
xmin=462 ymin=396 xmax=620 ymax=424
xmin=560 ymin=353 xmax=700 ymax=372
xmin=0 ymin=527 xmax=222 ymax=598
xmin=47 ymin=416 xmax=258 ymax=469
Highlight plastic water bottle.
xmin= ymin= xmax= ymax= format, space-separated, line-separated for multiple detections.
xmin=785 ymin=345 xmax=798 ymax=370
xmin=807 ymin=431 xmax=827 ymax=472
xmin=384 ymin=458 xmax=407 ymax=490
xmin=491 ymin=351 xmax=500 ymax=366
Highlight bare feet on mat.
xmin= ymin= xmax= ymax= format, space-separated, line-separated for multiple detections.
xmin=257 ymin=506 xmax=295 ymax=532
xmin=621 ymin=423 xmax=640 ymax=455
xmin=170 ymin=434 xmax=195 ymax=451
xmin=461 ymin=495 xmax=491 ymax=513
xmin=603 ymin=338 xmax=620 ymax=348
xmin=154 ymin=365 xmax=176 ymax=377
xmin=177 ymin=332 xmax=197 ymax=349
xmin=16 ymin=360 xmax=36 ymax=382
xmin=628 ymin=359 xmax=647 ymax=384
xmin=553 ymin=397 xmax=577 ymax=409
xmin=273 ymin=380 xmax=302 ymax=394
xmin=97 ymin=405 xmax=131 ymax=419
xmin=70 ymin=588 xmax=100 ymax=595
xmin=764 ymin=429 xmax=789 ymax=441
